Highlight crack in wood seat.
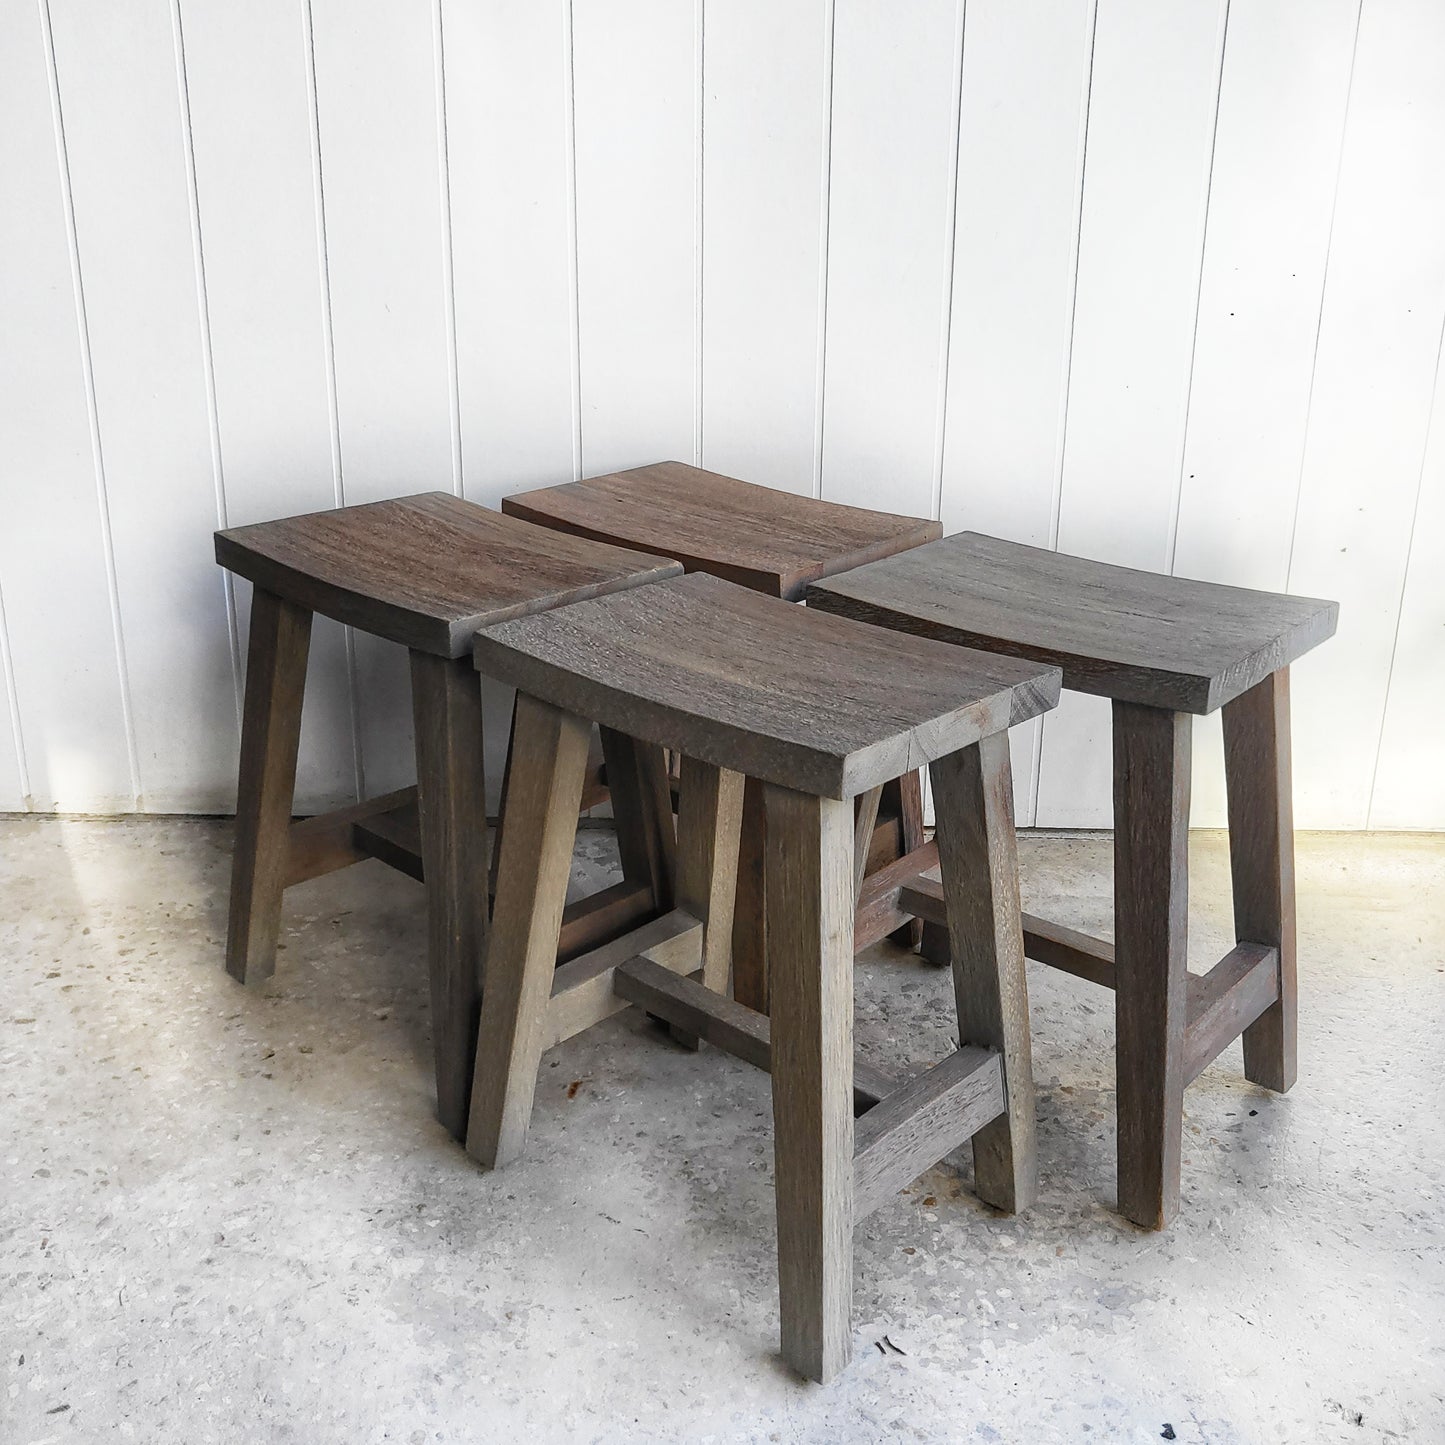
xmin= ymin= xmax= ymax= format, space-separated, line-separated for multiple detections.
xmin=503 ymin=460 xmax=946 ymax=994
xmin=213 ymin=494 xmax=682 ymax=1143
xmin=808 ymin=531 xmax=1340 ymax=1231
xmin=466 ymin=572 xmax=1060 ymax=1381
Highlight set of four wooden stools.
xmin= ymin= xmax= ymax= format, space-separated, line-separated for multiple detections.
xmin=215 ymin=462 xmax=1337 ymax=1383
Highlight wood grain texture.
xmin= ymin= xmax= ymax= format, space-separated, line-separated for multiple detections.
xmin=502 ymin=461 xmax=941 ymax=600
xmin=285 ymin=786 xmax=418 ymax=886
xmin=670 ymin=756 xmax=745 ymax=1048
xmin=599 ymin=727 xmax=676 ymax=916
xmin=852 ymin=785 xmax=884 ymax=904
xmin=809 ymin=532 xmax=1338 ymax=714
xmin=542 ymin=908 xmax=703 ymax=1050
xmin=1112 ymin=701 xmax=1191 ymax=1231
xmin=852 ymin=1047 xmax=1005 ymax=1221
xmin=889 ymin=770 xmax=927 ymax=949
xmin=765 ymin=785 xmax=856 ymax=1383
xmin=610 ymin=956 xmax=901 ymax=1113
xmin=226 ymin=590 xmax=312 ymax=985
xmin=731 ymin=776 xmax=770 ymax=1012
xmin=1182 ymin=943 xmax=1279 ymax=1087
xmin=216 ymin=493 xmax=680 ymax=657
xmin=474 ymin=573 xmax=1060 ymax=799
xmin=410 ymin=651 xmax=490 ymax=1141
xmin=930 ymin=735 xmax=1037 ymax=1214
xmin=1223 ymin=668 xmax=1297 ymax=1092
xmin=852 ymin=840 xmax=940 ymax=953
xmin=465 ymin=695 xmax=590 ymax=1170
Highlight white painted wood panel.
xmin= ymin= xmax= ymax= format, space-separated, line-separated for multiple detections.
xmin=310 ymin=0 xmax=456 ymax=796
xmin=571 ymin=0 xmax=697 ymax=478
xmin=0 ymin=585 xmax=27 ymax=811
xmin=1036 ymin=0 xmax=1228 ymax=828
xmin=180 ymin=0 xmax=357 ymax=815
xmin=442 ymin=0 xmax=581 ymax=800
xmin=1370 ymin=359 xmax=1445 ymax=827
xmin=1172 ymin=0 xmax=1360 ymax=828
xmin=46 ymin=0 xmax=238 ymax=813
xmin=820 ymin=0 xmax=960 ymax=519
xmin=940 ymin=0 xmax=1095 ymax=823
xmin=444 ymin=0 xmax=576 ymax=506
xmin=0 ymin=0 xmax=133 ymax=813
xmin=701 ymin=0 xmax=829 ymax=496
xmin=1286 ymin=0 xmax=1445 ymax=828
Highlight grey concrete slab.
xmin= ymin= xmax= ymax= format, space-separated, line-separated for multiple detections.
xmin=1 ymin=818 xmax=1441 ymax=1443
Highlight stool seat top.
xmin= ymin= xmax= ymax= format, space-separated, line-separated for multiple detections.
xmin=473 ymin=573 xmax=1060 ymax=798
xmin=215 ymin=493 xmax=680 ymax=658
xmin=501 ymin=461 xmax=941 ymax=601
xmin=807 ymin=532 xmax=1339 ymax=714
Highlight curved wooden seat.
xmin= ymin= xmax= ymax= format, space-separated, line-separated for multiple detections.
xmin=474 ymin=572 xmax=1059 ymax=799
xmin=216 ymin=491 xmax=678 ymax=657
xmin=501 ymin=460 xmax=941 ymax=600
xmin=807 ymin=530 xmax=1338 ymax=713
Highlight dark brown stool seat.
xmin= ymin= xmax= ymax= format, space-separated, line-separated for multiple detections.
xmin=502 ymin=461 xmax=945 ymax=1007
xmin=465 ymin=572 xmax=1061 ymax=1380
xmin=808 ymin=531 xmax=1340 ymax=1230
xmin=215 ymin=493 xmax=679 ymax=1139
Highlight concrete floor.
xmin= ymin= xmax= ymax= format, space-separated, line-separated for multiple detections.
xmin=1 ymin=819 xmax=1441 ymax=1444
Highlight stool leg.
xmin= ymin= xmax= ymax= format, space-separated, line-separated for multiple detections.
xmin=732 ymin=776 xmax=769 ymax=1011
xmin=1112 ymin=701 xmax=1191 ymax=1231
xmin=600 ymin=727 xmax=676 ymax=913
xmin=466 ymin=695 xmax=590 ymax=1169
xmin=888 ymin=769 xmax=927 ymax=949
xmin=765 ymin=783 xmax=855 ymax=1384
xmin=930 ymin=735 xmax=1037 ymax=1212
xmin=410 ymin=651 xmax=490 ymax=1142
xmin=1223 ymin=668 xmax=1296 ymax=1093
xmin=669 ymin=756 xmax=745 ymax=1048
xmin=226 ymin=588 xmax=312 ymax=986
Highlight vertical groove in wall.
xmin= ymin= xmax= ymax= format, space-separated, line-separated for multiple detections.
xmin=301 ymin=0 xmax=364 ymax=802
xmin=1032 ymin=0 xmax=1100 ymax=824
xmin=1285 ymin=0 xmax=1364 ymax=593
xmin=38 ymin=0 xmax=141 ymax=809
xmin=810 ymin=0 xmax=837 ymax=501
xmin=432 ymin=0 xmax=464 ymax=497
xmin=929 ymin=0 xmax=969 ymax=525
xmin=0 ymin=578 xmax=31 ymax=808
xmin=1165 ymin=0 xmax=1232 ymax=575
xmin=1366 ymin=306 xmax=1445 ymax=826
xmin=693 ymin=0 xmax=705 ymax=468
xmin=171 ymin=0 xmax=242 ymax=753
xmin=563 ymin=0 xmax=583 ymax=479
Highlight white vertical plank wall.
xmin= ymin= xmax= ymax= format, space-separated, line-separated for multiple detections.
xmin=700 ymin=0 xmax=829 ymax=496
xmin=1 ymin=0 xmax=1442 ymax=829
xmin=180 ymin=0 xmax=358 ymax=815
xmin=0 ymin=0 xmax=133 ymax=812
xmin=939 ymin=0 xmax=1095 ymax=823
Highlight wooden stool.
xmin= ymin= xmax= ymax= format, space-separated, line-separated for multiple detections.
xmin=808 ymin=532 xmax=1340 ymax=1230
xmin=464 ymin=573 xmax=1061 ymax=1381
xmin=502 ymin=460 xmax=944 ymax=1007
xmin=214 ymin=493 xmax=679 ymax=1139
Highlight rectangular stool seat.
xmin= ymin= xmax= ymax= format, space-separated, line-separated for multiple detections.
xmin=808 ymin=531 xmax=1339 ymax=713
xmin=501 ymin=461 xmax=941 ymax=600
xmin=473 ymin=572 xmax=1060 ymax=799
xmin=216 ymin=492 xmax=680 ymax=657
